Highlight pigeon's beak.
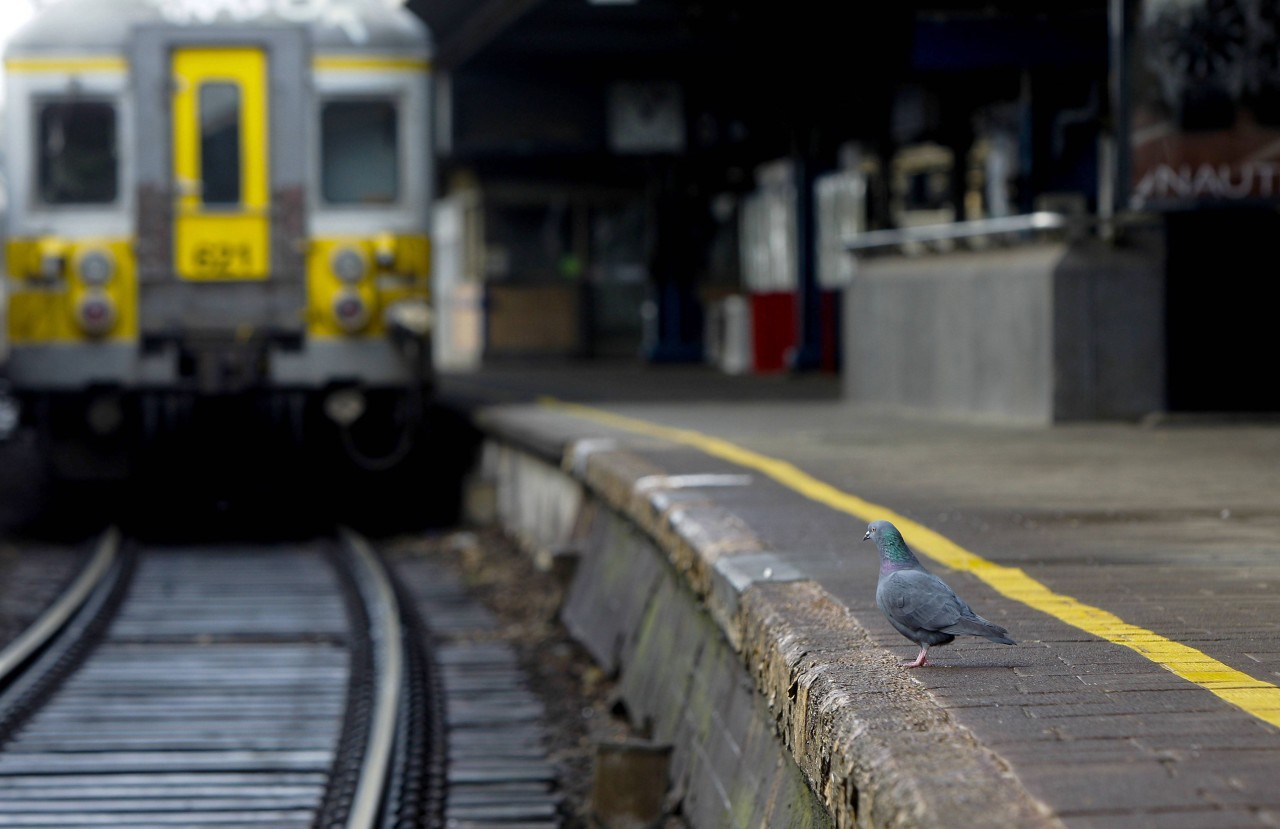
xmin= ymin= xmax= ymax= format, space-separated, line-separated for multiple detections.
xmin=862 ymin=530 xmax=871 ymax=541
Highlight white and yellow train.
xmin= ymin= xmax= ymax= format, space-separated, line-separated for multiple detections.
xmin=2 ymin=0 xmax=435 ymax=479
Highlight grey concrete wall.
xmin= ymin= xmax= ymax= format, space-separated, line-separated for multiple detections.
xmin=563 ymin=502 xmax=835 ymax=829
xmin=841 ymin=239 xmax=1164 ymax=423
xmin=469 ymin=440 xmax=836 ymax=829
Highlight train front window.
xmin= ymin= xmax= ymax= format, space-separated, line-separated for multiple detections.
xmin=199 ymin=82 xmax=242 ymax=205
xmin=37 ymin=101 xmax=118 ymax=205
xmin=321 ymin=100 xmax=399 ymax=205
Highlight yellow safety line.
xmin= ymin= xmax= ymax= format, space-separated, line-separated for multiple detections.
xmin=539 ymin=397 xmax=1280 ymax=730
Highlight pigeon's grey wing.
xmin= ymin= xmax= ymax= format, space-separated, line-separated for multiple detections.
xmin=876 ymin=569 xmax=965 ymax=634
xmin=879 ymin=570 xmax=1017 ymax=644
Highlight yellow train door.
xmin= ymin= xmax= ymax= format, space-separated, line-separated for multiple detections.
xmin=171 ymin=47 xmax=270 ymax=281
xmin=132 ymin=27 xmax=306 ymax=342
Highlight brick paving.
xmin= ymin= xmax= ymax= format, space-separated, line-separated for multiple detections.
xmin=442 ymin=363 xmax=1280 ymax=828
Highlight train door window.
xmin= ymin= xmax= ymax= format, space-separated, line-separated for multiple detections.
xmin=321 ymin=99 xmax=399 ymax=204
xmin=199 ymin=82 xmax=242 ymax=205
xmin=37 ymin=100 xmax=118 ymax=204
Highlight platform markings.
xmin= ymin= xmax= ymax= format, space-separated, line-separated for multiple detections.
xmin=541 ymin=397 xmax=1280 ymax=730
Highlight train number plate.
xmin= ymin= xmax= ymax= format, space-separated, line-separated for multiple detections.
xmin=176 ymin=214 xmax=270 ymax=280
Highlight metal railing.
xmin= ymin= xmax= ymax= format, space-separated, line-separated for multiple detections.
xmin=843 ymin=211 xmax=1072 ymax=253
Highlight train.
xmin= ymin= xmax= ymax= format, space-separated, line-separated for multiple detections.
xmin=1 ymin=0 xmax=435 ymax=484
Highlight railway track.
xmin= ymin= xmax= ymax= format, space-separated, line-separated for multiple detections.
xmin=0 ymin=528 xmax=441 ymax=829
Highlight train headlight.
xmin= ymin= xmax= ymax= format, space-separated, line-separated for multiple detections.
xmin=77 ymin=249 xmax=116 ymax=286
xmin=33 ymin=239 xmax=69 ymax=283
xmin=331 ymin=247 xmax=367 ymax=284
xmin=373 ymin=234 xmax=396 ymax=269
xmin=39 ymin=252 xmax=66 ymax=282
xmin=332 ymin=290 xmax=370 ymax=333
xmin=75 ymin=292 xmax=117 ymax=337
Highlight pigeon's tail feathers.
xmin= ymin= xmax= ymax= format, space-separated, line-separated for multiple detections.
xmin=943 ymin=614 xmax=1016 ymax=645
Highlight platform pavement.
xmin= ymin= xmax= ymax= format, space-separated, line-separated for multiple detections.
xmin=439 ymin=361 xmax=1280 ymax=829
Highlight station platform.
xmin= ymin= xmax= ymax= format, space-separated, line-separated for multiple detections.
xmin=438 ymin=361 xmax=1280 ymax=829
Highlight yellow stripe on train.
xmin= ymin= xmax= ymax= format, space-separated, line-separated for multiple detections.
xmin=6 ymin=233 xmax=430 ymax=344
xmin=4 ymin=55 xmax=430 ymax=74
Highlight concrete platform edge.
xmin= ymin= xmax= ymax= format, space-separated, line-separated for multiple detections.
xmin=468 ymin=405 xmax=1060 ymax=829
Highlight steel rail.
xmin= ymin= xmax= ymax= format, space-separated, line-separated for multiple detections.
xmin=0 ymin=527 xmax=119 ymax=684
xmin=0 ymin=532 xmax=415 ymax=826
xmin=340 ymin=527 xmax=405 ymax=829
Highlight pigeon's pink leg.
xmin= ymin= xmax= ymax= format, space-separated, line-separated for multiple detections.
xmin=902 ymin=646 xmax=929 ymax=668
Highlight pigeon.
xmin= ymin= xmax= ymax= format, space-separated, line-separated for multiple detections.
xmin=863 ymin=519 xmax=1015 ymax=667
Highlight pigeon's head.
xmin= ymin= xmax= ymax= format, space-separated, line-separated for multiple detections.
xmin=863 ymin=520 xmax=916 ymax=563
xmin=863 ymin=519 xmax=898 ymax=543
